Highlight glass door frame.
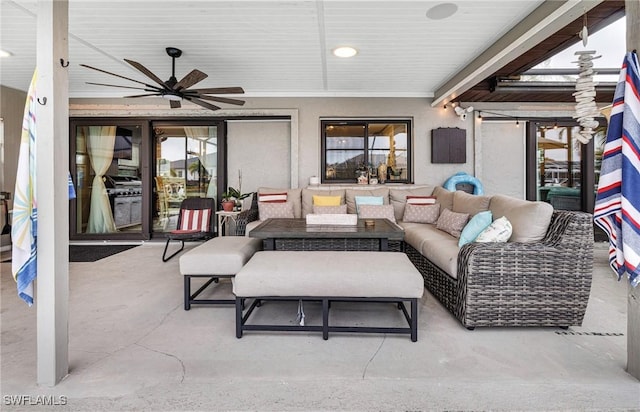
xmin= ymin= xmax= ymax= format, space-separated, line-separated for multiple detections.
xmin=150 ymin=119 xmax=226 ymax=239
xmin=525 ymin=119 xmax=600 ymax=213
xmin=69 ymin=118 xmax=151 ymax=241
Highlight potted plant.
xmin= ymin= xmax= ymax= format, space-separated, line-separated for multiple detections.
xmin=221 ymin=187 xmax=252 ymax=211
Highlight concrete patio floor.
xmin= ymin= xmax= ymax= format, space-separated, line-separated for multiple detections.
xmin=1 ymin=241 xmax=639 ymax=411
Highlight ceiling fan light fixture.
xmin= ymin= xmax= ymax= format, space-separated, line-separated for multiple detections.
xmin=333 ymin=46 xmax=358 ymax=58
xmin=162 ymin=93 xmax=183 ymax=102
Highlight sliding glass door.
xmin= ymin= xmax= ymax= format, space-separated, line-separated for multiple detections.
xmin=152 ymin=122 xmax=224 ymax=233
xmin=71 ymin=120 xmax=148 ymax=240
xmin=70 ymin=118 xmax=225 ymax=240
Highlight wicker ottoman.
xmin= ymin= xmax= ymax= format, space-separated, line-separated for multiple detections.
xmin=179 ymin=236 xmax=262 ymax=309
xmin=233 ymin=251 xmax=424 ymax=341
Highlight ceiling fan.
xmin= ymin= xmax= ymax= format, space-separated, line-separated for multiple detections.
xmin=80 ymin=47 xmax=245 ymax=111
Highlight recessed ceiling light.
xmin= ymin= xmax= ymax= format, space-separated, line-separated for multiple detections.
xmin=333 ymin=46 xmax=358 ymax=58
xmin=426 ymin=3 xmax=458 ymax=20
xmin=0 ymin=49 xmax=13 ymax=58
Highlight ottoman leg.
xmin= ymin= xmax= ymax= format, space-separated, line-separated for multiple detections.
xmin=322 ymin=299 xmax=329 ymax=340
xmin=184 ymin=275 xmax=191 ymax=311
xmin=235 ymin=297 xmax=243 ymax=338
xmin=410 ymin=298 xmax=418 ymax=342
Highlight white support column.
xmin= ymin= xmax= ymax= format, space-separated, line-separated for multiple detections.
xmin=36 ymin=0 xmax=69 ymax=386
xmin=626 ymin=0 xmax=640 ymax=381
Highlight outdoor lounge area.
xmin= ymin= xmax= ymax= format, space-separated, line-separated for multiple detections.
xmin=2 ymin=1 xmax=640 ymax=410
xmin=0 ymin=241 xmax=638 ymax=410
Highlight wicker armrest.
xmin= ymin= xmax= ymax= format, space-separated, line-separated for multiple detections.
xmin=454 ymin=210 xmax=594 ymax=327
xmin=231 ymin=193 xmax=259 ymax=236
xmin=233 ymin=208 xmax=259 ymax=236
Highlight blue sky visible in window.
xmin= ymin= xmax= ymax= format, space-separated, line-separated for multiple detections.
xmin=534 ymin=16 xmax=626 ymax=69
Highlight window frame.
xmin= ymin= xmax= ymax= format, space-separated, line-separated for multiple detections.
xmin=320 ymin=119 xmax=413 ymax=184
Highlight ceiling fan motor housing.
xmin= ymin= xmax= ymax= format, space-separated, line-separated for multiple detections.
xmin=80 ymin=46 xmax=245 ymax=111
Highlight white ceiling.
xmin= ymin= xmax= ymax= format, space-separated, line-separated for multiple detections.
xmin=2 ymin=0 xmax=587 ymax=102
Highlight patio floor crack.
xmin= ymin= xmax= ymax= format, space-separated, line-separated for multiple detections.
xmin=135 ymin=342 xmax=186 ymax=383
xmin=361 ymin=335 xmax=386 ymax=379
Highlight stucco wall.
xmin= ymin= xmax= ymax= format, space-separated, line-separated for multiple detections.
xmin=239 ymin=97 xmax=476 ymax=188
xmin=477 ymin=120 xmax=525 ymax=198
xmin=227 ymin=119 xmax=292 ymax=193
xmin=69 ymin=96 xmax=478 ymax=189
xmin=2 ymin=96 xmax=582 ymax=217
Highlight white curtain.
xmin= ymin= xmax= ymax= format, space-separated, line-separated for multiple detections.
xmin=184 ymin=126 xmax=217 ymax=199
xmin=86 ymin=126 xmax=117 ymax=233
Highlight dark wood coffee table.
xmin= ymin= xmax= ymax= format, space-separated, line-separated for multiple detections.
xmin=249 ymin=218 xmax=404 ymax=251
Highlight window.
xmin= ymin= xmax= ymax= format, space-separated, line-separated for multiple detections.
xmin=321 ymin=120 xmax=412 ymax=183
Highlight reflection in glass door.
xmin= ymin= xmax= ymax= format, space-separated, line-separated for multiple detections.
xmin=534 ymin=123 xmax=605 ymax=212
xmin=73 ymin=123 xmax=143 ymax=236
xmin=153 ymin=124 xmax=219 ymax=233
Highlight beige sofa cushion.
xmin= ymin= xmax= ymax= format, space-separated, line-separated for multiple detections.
xmin=302 ymin=188 xmax=346 ymax=217
xmin=389 ymin=186 xmax=435 ymax=221
xmin=345 ymin=188 xmax=389 ymax=214
xmin=432 ymin=186 xmax=454 ymax=211
xmin=489 ymin=194 xmax=553 ymax=242
xmin=452 ymin=190 xmax=491 ymax=217
xmin=258 ymin=187 xmax=302 ymax=218
xmin=421 ymin=232 xmax=460 ymax=279
xmin=399 ymin=221 xmax=436 ymax=251
xmin=399 ymin=221 xmax=461 ymax=278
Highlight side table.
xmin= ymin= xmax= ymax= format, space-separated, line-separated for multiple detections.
xmin=216 ymin=210 xmax=242 ymax=236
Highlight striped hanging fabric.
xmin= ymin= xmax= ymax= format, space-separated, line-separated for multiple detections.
xmin=594 ymin=51 xmax=640 ymax=288
xmin=11 ymin=71 xmax=38 ymax=305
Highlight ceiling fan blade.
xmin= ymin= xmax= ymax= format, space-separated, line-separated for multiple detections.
xmin=193 ymin=95 xmax=245 ymax=106
xmin=81 ymin=64 xmax=163 ymax=90
xmin=123 ymin=93 xmax=163 ymax=98
xmin=124 ymin=59 xmax=168 ymax=89
xmin=184 ymin=96 xmax=221 ymax=111
xmin=187 ymin=87 xmax=244 ymax=94
xmin=86 ymin=82 xmax=160 ymax=92
xmin=174 ymin=70 xmax=208 ymax=91
xmin=170 ymin=100 xmax=181 ymax=109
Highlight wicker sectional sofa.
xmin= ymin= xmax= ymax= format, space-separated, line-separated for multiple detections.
xmin=237 ymin=184 xmax=594 ymax=329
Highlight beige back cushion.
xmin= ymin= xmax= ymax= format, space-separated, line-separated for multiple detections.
xmin=302 ymin=188 xmax=346 ymax=217
xmin=432 ymin=186 xmax=454 ymax=211
xmin=389 ymin=186 xmax=435 ymax=221
xmin=345 ymin=188 xmax=390 ymax=214
xmin=452 ymin=190 xmax=491 ymax=217
xmin=489 ymin=194 xmax=554 ymax=242
xmin=257 ymin=187 xmax=303 ymax=218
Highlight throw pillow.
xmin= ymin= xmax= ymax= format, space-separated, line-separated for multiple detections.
xmin=436 ymin=208 xmax=469 ymax=238
xmin=475 ymin=216 xmax=513 ymax=242
xmin=313 ymin=204 xmax=347 ymax=214
xmin=258 ymin=202 xmax=294 ymax=220
xmin=313 ymin=195 xmax=342 ymax=206
xmin=346 ymin=188 xmax=389 ymax=214
xmin=402 ymin=203 xmax=440 ymax=224
xmin=179 ymin=209 xmax=211 ymax=232
xmin=458 ymin=210 xmax=493 ymax=247
xmin=354 ymin=195 xmax=384 ymax=213
xmin=258 ymin=192 xmax=287 ymax=203
xmin=358 ymin=204 xmax=396 ymax=223
xmin=406 ymin=195 xmax=437 ymax=205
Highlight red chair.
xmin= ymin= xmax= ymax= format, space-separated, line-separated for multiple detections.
xmin=162 ymin=197 xmax=215 ymax=262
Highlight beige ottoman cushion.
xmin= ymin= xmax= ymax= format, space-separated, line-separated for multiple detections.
xmin=233 ymin=251 xmax=424 ymax=298
xmin=180 ymin=237 xmax=262 ymax=275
